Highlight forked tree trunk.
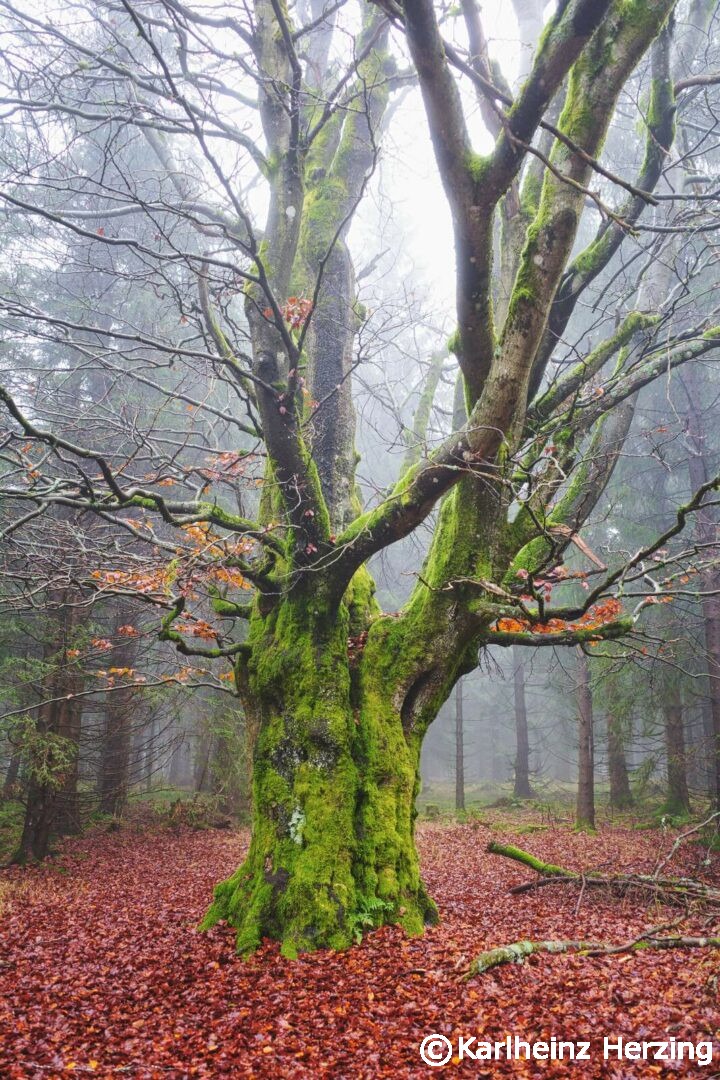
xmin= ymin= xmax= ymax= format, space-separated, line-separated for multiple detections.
xmin=576 ymin=649 xmax=595 ymax=829
xmin=663 ymin=682 xmax=691 ymax=816
xmin=201 ymin=590 xmax=438 ymax=957
xmin=455 ymin=680 xmax=465 ymax=811
xmin=606 ymin=712 xmax=633 ymax=810
xmin=512 ymin=647 xmax=534 ymax=798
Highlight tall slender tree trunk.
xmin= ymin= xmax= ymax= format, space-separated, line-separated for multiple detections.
xmin=15 ymin=591 xmax=83 ymax=861
xmin=169 ymin=724 xmax=192 ymax=788
xmin=2 ymin=753 xmax=20 ymax=799
xmin=512 ymin=647 xmax=534 ymax=798
xmin=607 ymin=712 xmax=633 ymax=810
xmin=99 ymin=607 xmax=138 ymax=817
xmin=144 ymin=718 xmax=157 ymax=793
xmin=194 ymin=732 xmax=213 ymax=794
xmin=99 ymin=687 xmax=133 ymax=817
xmin=55 ymin=691 xmax=83 ymax=835
xmin=684 ymin=366 xmax=720 ymax=805
xmin=576 ymin=649 xmax=595 ymax=829
xmin=455 ymin=680 xmax=465 ymax=812
xmin=663 ymin=682 xmax=691 ymax=815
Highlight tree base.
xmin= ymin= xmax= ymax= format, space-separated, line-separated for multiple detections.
xmin=201 ymin=854 xmax=438 ymax=957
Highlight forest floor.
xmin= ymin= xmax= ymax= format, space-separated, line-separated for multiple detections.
xmin=0 ymin=810 xmax=718 ymax=1078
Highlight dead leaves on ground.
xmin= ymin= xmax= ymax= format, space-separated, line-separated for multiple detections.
xmin=0 ymin=819 xmax=718 ymax=1078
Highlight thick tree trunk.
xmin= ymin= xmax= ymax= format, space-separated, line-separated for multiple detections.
xmin=512 ymin=648 xmax=533 ymax=798
xmin=663 ymin=682 xmax=691 ymax=816
xmin=606 ymin=712 xmax=633 ymax=810
xmin=202 ymin=592 xmax=438 ymax=956
xmin=455 ymin=680 xmax=465 ymax=812
xmin=576 ymin=649 xmax=595 ymax=829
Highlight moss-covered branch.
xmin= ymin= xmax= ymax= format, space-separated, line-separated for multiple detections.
xmin=486 ymin=841 xmax=569 ymax=877
xmin=531 ymin=20 xmax=677 ymax=391
xmin=468 ymin=935 xmax=720 ymax=976
xmin=501 ymin=0 xmax=676 ymax=396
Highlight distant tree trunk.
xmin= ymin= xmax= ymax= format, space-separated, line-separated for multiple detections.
xmin=15 ymin=591 xmax=84 ymax=861
xmin=2 ymin=753 xmax=20 ymax=799
xmin=512 ymin=648 xmax=533 ymax=798
xmin=212 ymin=726 xmax=249 ymax=816
xmin=455 ymin=680 xmax=465 ymax=811
xmin=576 ymin=650 xmax=595 ymax=829
xmin=684 ymin=366 xmax=720 ymax=805
xmin=169 ymin=725 xmax=191 ymax=788
xmin=702 ymin=600 xmax=720 ymax=805
xmin=55 ymin=690 xmax=83 ymax=835
xmin=98 ymin=610 xmax=137 ymax=817
xmin=99 ymin=686 xmax=133 ymax=816
xmin=606 ymin=712 xmax=633 ymax=810
xmin=194 ymin=730 xmax=213 ymax=794
xmin=663 ymin=682 xmax=691 ymax=815
xmin=700 ymin=701 xmax=717 ymax=799
xmin=144 ymin=718 xmax=157 ymax=793
xmin=489 ymin=713 xmax=502 ymax=782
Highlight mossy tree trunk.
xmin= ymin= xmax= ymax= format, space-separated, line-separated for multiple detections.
xmin=202 ymin=586 xmax=439 ymax=956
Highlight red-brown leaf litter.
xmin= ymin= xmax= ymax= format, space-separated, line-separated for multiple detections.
xmin=0 ymin=817 xmax=718 ymax=1078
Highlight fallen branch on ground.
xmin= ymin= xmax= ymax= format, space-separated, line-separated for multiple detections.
xmin=486 ymin=840 xmax=720 ymax=908
xmin=468 ymin=932 xmax=720 ymax=976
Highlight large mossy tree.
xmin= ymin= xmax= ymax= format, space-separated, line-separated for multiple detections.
xmin=1 ymin=0 xmax=720 ymax=954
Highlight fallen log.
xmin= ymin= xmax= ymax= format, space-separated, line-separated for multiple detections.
xmin=468 ymin=933 xmax=720 ymax=976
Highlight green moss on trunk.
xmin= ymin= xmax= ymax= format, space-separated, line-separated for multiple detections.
xmin=201 ymin=590 xmax=436 ymax=956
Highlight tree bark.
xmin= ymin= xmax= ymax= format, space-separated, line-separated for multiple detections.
xmin=512 ymin=648 xmax=533 ymax=798
xmin=576 ymin=649 xmax=595 ymax=829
